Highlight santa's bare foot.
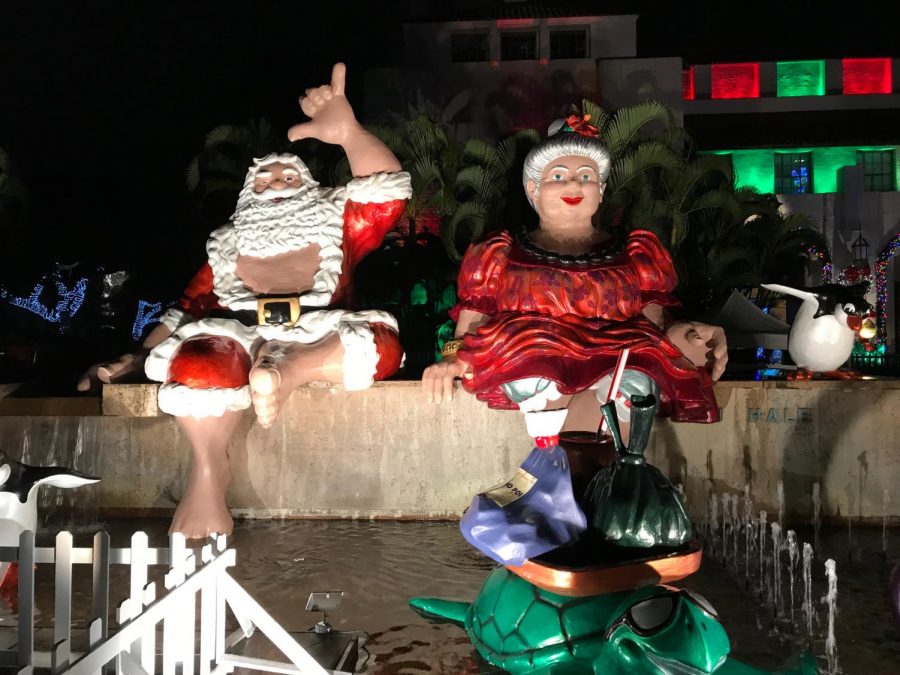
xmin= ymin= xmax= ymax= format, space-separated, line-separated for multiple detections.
xmin=170 ymin=465 xmax=233 ymax=539
xmin=249 ymin=341 xmax=305 ymax=428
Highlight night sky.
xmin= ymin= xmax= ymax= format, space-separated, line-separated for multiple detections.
xmin=0 ymin=0 xmax=893 ymax=289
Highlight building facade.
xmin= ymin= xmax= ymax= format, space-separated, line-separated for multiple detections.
xmin=364 ymin=3 xmax=900 ymax=348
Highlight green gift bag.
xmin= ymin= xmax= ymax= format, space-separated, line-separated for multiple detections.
xmin=585 ymin=394 xmax=692 ymax=548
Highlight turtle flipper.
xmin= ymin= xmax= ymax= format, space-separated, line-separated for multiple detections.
xmin=408 ymin=597 xmax=470 ymax=627
xmin=715 ymin=651 xmax=817 ymax=674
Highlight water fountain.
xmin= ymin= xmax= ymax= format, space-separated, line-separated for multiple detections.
xmin=786 ymin=530 xmax=798 ymax=624
xmin=759 ymin=510 xmax=767 ymax=598
xmin=812 ymin=482 xmax=821 ymax=553
xmin=823 ymin=559 xmax=839 ymax=674
xmin=771 ymin=522 xmax=783 ymax=618
xmin=777 ymin=480 xmax=785 ymax=529
xmin=802 ymin=542 xmax=814 ymax=643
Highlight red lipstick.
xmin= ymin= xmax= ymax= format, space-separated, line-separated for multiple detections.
xmin=561 ymin=196 xmax=584 ymax=205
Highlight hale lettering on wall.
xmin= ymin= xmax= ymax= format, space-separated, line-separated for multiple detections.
xmin=746 ymin=407 xmax=813 ymax=423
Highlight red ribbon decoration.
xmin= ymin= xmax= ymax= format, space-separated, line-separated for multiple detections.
xmin=564 ymin=114 xmax=600 ymax=138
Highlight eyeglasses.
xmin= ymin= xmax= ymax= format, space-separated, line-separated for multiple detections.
xmin=603 ymin=587 xmax=718 ymax=640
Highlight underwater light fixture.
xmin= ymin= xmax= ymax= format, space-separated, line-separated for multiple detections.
xmin=307 ymin=590 xmax=344 ymax=634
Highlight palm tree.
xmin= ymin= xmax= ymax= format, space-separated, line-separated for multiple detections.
xmin=185 ymin=119 xmax=284 ymax=227
xmin=579 ymin=98 xmax=685 ymax=233
xmin=448 ymin=129 xmax=538 ymax=260
xmin=673 ymin=183 xmax=829 ymax=314
xmin=571 ymin=100 xmax=828 ymax=314
xmin=335 ymin=115 xmax=536 ymax=261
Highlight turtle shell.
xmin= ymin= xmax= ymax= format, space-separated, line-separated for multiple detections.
xmin=467 ymin=567 xmax=625 ymax=672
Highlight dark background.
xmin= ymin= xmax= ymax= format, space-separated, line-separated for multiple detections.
xmin=1 ymin=1 xmax=892 ymax=278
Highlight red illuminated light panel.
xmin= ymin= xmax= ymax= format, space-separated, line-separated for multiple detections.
xmin=682 ymin=67 xmax=695 ymax=100
xmin=711 ymin=62 xmax=760 ymax=99
xmin=842 ymin=58 xmax=892 ymax=94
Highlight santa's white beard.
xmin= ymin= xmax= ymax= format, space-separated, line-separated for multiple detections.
xmin=223 ymin=182 xmax=345 ymax=306
xmin=232 ymin=185 xmax=328 ymax=258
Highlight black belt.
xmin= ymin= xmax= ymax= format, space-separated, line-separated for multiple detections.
xmin=208 ymin=296 xmax=310 ymax=327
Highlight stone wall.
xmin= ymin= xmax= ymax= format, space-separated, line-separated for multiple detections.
xmin=1 ymin=380 xmax=898 ymax=524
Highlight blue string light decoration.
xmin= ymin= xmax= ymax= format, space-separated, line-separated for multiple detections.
xmin=131 ymin=300 xmax=163 ymax=340
xmin=1 ymin=274 xmax=88 ymax=325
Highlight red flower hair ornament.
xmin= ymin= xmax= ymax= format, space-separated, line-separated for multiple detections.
xmin=562 ymin=114 xmax=600 ymax=139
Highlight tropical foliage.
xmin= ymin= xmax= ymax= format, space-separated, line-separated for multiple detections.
xmin=576 ymin=98 xmax=828 ymax=314
xmin=334 ymin=115 xmax=538 ymax=261
xmin=184 ymin=119 xmax=286 ymax=227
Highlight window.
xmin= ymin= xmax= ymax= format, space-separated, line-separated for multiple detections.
xmin=500 ymin=31 xmax=536 ymax=61
xmin=775 ymin=153 xmax=813 ymax=194
xmin=858 ymin=150 xmax=896 ymax=192
xmin=549 ymin=29 xmax=587 ymax=59
xmin=450 ymin=32 xmax=489 ymax=63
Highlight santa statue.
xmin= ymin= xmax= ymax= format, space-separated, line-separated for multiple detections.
xmin=79 ymin=64 xmax=410 ymax=538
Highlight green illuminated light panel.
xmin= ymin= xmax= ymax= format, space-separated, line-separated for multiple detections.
xmin=705 ymin=146 xmax=899 ymax=194
xmin=776 ymin=60 xmax=825 ymax=97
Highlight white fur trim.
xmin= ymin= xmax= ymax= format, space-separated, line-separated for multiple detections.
xmin=337 ymin=323 xmax=379 ymax=391
xmin=157 ymin=383 xmax=251 ymax=417
xmin=524 ymin=408 xmax=569 ymax=438
xmin=144 ymin=318 xmax=262 ymax=382
xmin=145 ymin=311 xmax=399 ymax=389
xmin=344 ymin=171 xmax=412 ymax=204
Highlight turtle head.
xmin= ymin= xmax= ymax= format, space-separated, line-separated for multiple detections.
xmin=601 ymin=585 xmax=730 ymax=674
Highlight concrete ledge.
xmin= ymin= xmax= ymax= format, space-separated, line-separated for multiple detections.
xmin=1 ymin=379 xmax=899 ymax=524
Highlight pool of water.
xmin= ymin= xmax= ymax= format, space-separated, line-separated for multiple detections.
xmin=2 ymin=517 xmax=897 ymax=673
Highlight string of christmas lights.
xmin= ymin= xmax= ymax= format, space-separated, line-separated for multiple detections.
xmin=132 ymin=300 xmax=163 ymax=340
xmin=0 ymin=275 xmax=88 ymax=324
xmin=875 ymin=232 xmax=900 ymax=343
xmin=807 ymin=246 xmax=833 ymax=282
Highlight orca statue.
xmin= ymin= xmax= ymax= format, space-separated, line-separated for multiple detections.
xmin=0 ymin=450 xmax=99 ymax=604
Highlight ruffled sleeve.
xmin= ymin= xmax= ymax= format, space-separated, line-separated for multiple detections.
xmin=626 ymin=229 xmax=680 ymax=309
xmin=449 ymin=231 xmax=512 ymax=321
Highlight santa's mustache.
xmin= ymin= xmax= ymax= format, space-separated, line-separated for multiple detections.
xmin=250 ymin=186 xmax=303 ymax=202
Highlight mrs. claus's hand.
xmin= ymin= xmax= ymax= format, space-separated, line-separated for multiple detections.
xmin=666 ymin=321 xmax=728 ymax=381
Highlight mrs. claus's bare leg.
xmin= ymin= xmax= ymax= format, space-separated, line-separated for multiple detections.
xmin=249 ymin=334 xmax=345 ymax=429
xmin=171 ymin=410 xmax=243 ymax=538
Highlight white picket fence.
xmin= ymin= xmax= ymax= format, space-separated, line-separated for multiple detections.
xmin=0 ymin=530 xmax=349 ymax=675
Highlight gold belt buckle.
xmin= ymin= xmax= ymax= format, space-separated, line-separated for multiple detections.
xmin=257 ymin=297 xmax=301 ymax=326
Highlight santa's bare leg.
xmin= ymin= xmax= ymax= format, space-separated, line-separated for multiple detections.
xmin=171 ymin=410 xmax=243 ymax=538
xmin=249 ymin=334 xmax=346 ymax=428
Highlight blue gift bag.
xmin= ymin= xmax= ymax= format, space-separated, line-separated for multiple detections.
xmin=460 ymin=444 xmax=587 ymax=566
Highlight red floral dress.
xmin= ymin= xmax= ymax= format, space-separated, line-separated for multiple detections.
xmin=450 ymin=229 xmax=718 ymax=423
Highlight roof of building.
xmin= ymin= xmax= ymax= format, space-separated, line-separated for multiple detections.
xmin=405 ymin=1 xmax=635 ymax=23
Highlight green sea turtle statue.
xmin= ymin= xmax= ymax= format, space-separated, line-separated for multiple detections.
xmin=410 ymin=567 xmax=816 ymax=674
